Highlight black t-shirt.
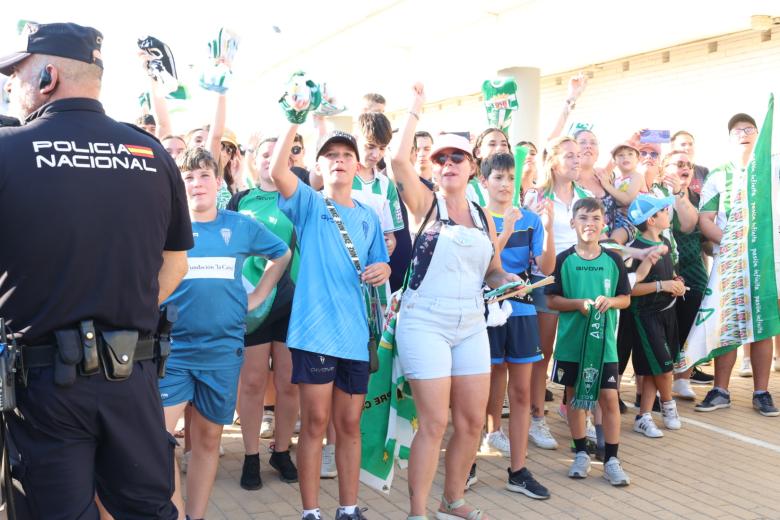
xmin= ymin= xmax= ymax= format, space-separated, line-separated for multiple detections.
xmin=389 ymin=175 xmax=435 ymax=291
xmin=0 ymin=98 xmax=193 ymax=342
xmin=626 ymin=235 xmax=676 ymax=313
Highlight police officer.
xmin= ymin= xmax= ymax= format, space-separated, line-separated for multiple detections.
xmin=0 ymin=22 xmax=192 ymax=518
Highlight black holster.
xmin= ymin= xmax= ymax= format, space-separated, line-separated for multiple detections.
xmin=156 ymin=305 xmax=178 ymax=379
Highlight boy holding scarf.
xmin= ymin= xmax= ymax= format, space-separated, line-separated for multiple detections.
xmin=546 ymin=198 xmax=632 ymax=486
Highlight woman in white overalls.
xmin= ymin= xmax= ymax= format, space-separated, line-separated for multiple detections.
xmin=390 ymin=84 xmax=520 ymax=520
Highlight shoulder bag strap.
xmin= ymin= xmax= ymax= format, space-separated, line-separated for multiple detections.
xmin=324 ymin=198 xmax=363 ymax=276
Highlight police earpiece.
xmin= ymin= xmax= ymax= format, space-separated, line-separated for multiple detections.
xmin=39 ymin=68 xmax=52 ymax=90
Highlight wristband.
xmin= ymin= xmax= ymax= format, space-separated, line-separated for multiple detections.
xmin=409 ymin=111 xmax=420 ymax=120
xmin=656 ymin=280 xmax=662 ymax=293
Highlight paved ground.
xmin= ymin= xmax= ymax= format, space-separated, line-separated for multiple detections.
xmin=193 ymin=359 xmax=780 ymax=519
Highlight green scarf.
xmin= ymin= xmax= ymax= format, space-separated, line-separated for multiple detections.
xmin=571 ymin=306 xmax=607 ymax=411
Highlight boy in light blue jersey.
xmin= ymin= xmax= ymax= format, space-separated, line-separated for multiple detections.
xmin=160 ymin=148 xmax=291 ymax=519
xmin=271 ymin=94 xmax=390 ymax=520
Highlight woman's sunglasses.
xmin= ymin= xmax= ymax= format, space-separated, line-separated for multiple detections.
xmin=432 ymin=151 xmax=467 ymax=165
xmin=291 ymin=145 xmax=303 ymax=155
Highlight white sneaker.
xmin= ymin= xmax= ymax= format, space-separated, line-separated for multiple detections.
xmin=672 ymin=378 xmax=696 ymax=400
xmin=739 ymin=357 xmax=753 ymax=377
xmin=320 ymin=444 xmax=337 ymax=478
xmin=260 ymin=410 xmax=275 ymax=439
xmin=633 ymin=412 xmax=664 ymax=438
xmin=219 ymin=443 xmax=225 ymax=457
xmin=774 ymin=357 xmax=780 ymax=372
xmin=529 ymin=418 xmax=558 ymax=450
xmin=585 ymin=416 xmax=597 ymax=443
xmin=485 ymin=429 xmax=511 ymax=457
xmin=661 ymin=400 xmax=682 ymax=430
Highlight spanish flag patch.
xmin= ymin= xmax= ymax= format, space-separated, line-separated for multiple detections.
xmin=126 ymin=145 xmax=155 ymax=158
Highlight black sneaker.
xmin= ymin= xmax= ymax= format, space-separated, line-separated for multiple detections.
xmin=753 ymin=392 xmax=780 ymax=417
xmin=618 ymin=396 xmax=627 ymax=414
xmin=545 ymin=389 xmax=554 ymax=402
xmin=690 ymin=367 xmax=714 ymax=385
xmin=464 ymin=462 xmax=477 ymax=491
xmin=506 ymin=467 xmax=550 ymax=499
xmin=240 ymin=453 xmax=263 ymax=490
xmin=695 ymin=388 xmax=731 ymax=412
xmin=269 ymin=449 xmax=298 ymax=483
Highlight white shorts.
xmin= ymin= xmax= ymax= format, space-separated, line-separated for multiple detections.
xmin=395 ymin=291 xmax=490 ymax=380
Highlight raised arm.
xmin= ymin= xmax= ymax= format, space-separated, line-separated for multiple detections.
xmin=546 ymin=73 xmax=587 ymax=141
xmin=269 ymin=122 xmax=301 ymax=199
xmin=390 ymin=83 xmax=433 ymax=221
xmin=206 ymin=93 xmax=227 ymax=160
xmin=137 ymin=50 xmax=173 ymax=139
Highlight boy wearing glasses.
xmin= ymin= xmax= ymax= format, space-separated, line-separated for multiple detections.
xmin=624 ymin=194 xmax=686 ymax=438
xmin=696 ymin=113 xmax=779 ymax=417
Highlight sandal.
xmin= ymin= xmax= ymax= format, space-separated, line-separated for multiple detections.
xmin=435 ymin=495 xmax=486 ymax=520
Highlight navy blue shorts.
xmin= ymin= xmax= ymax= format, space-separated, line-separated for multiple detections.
xmin=7 ymin=360 xmax=178 ymax=519
xmin=290 ymin=348 xmax=369 ymax=395
xmin=488 ymin=315 xmax=544 ymax=364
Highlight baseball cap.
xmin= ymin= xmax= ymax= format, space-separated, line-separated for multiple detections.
xmin=429 ymin=133 xmax=473 ymax=159
xmin=637 ymin=142 xmax=661 ymax=156
xmin=727 ymin=113 xmax=757 ymax=132
xmin=221 ymin=129 xmax=239 ymax=148
xmin=628 ymin=194 xmax=675 ymax=226
xmin=317 ymin=130 xmax=360 ymax=162
xmin=0 ymin=22 xmax=103 ymax=76
xmin=610 ymin=141 xmax=640 ymax=158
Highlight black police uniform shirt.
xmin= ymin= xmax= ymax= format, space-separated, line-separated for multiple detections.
xmin=0 ymin=98 xmax=193 ymax=343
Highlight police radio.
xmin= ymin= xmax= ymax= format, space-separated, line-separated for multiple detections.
xmin=0 ymin=319 xmax=18 ymax=412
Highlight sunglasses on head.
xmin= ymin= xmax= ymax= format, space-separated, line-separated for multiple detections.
xmin=433 ymin=151 xmax=467 ymax=165
xmin=291 ymin=145 xmax=302 ymax=155
xmin=640 ymin=150 xmax=659 ymax=159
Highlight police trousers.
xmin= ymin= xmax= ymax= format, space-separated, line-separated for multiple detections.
xmin=7 ymin=360 xmax=178 ymax=520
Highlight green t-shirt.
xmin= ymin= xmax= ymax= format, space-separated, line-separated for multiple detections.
xmin=672 ymin=188 xmax=708 ymax=293
xmin=228 ymin=188 xmax=300 ymax=283
xmin=546 ymin=246 xmax=631 ymax=363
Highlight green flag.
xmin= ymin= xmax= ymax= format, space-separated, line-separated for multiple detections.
xmin=481 ymin=78 xmax=518 ymax=134
xmin=679 ymin=94 xmax=780 ymax=369
xmin=359 ymin=295 xmax=417 ymax=493
xmin=513 ymin=145 xmax=529 ymax=207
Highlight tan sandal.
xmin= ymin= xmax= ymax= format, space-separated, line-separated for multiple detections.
xmin=435 ymin=496 xmax=486 ymax=520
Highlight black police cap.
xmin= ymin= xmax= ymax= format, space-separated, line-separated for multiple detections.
xmin=0 ymin=22 xmax=103 ymax=76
